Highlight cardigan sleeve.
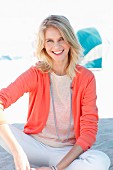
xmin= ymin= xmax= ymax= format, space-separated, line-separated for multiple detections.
xmin=0 ymin=66 xmax=38 ymax=109
xmin=76 ymin=72 xmax=98 ymax=151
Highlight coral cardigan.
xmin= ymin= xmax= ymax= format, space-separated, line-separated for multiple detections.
xmin=0 ymin=65 xmax=98 ymax=151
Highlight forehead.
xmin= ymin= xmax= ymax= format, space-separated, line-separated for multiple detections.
xmin=44 ymin=26 xmax=63 ymax=38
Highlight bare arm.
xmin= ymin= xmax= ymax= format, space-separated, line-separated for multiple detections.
xmin=56 ymin=144 xmax=83 ymax=170
xmin=0 ymin=104 xmax=20 ymax=152
xmin=0 ymin=107 xmax=30 ymax=170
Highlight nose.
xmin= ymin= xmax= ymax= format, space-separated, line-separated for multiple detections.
xmin=53 ymin=41 xmax=61 ymax=48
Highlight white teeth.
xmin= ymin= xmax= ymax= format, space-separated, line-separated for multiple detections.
xmin=53 ymin=51 xmax=63 ymax=54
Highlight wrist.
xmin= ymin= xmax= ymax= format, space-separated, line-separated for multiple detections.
xmin=50 ymin=165 xmax=58 ymax=170
xmin=10 ymin=143 xmax=23 ymax=156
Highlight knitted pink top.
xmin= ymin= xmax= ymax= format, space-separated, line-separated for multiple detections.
xmin=31 ymin=72 xmax=75 ymax=147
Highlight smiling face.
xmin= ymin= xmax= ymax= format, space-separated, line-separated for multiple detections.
xmin=44 ymin=26 xmax=70 ymax=65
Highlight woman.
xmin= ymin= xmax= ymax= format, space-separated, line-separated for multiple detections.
xmin=0 ymin=15 xmax=110 ymax=170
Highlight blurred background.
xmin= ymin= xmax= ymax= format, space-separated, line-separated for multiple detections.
xmin=0 ymin=0 xmax=113 ymax=122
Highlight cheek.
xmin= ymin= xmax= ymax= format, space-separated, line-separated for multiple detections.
xmin=45 ymin=48 xmax=50 ymax=54
xmin=64 ymin=43 xmax=70 ymax=50
xmin=44 ymin=45 xmax=50 ymax=52
xmin=65 ymin=46 xmax=70 ymax=53
xmin=44 ymin=47 xmax=52 ymax=56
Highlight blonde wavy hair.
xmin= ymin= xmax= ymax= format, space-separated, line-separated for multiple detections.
xmin=35 ymin=15 xmax=83 ymax=78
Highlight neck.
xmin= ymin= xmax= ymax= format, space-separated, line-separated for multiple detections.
xmin=52 ymin=61 xmax=68 ymax=76
xmin=52 ymin=69 xmax=66 ymax=76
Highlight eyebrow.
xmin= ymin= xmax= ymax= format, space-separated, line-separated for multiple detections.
xmin=45 ymin=36 xmax=63 ymax=41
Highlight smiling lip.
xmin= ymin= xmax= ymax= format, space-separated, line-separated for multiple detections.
xmin=52 ymin=50 xmax=64 ymax=55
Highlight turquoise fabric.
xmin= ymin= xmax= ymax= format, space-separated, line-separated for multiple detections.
xmin=84 ymin=58 xmax=102 ymax=68
xmin=76 ymin=27 xmax=102 ymax=56
xmin=76 ymin=27 xmax=102 ymax=69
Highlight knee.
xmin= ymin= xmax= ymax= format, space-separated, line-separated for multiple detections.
xmin=95 ymin=150 xmax=111 ymax=170
xmin=65 ymin=150 xmax=111 ymax=170
xmin=87 ymin=150 xmax=111 ymax=170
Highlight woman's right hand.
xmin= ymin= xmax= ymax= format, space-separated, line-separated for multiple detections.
xmin=13 ymin=147 xmax=30 ymax=170
xmin=0 ymin=123 xmax=30 ymax=170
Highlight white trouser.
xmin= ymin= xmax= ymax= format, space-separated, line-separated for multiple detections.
xmin=0 ymin=124 xmax=111 ymax=170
